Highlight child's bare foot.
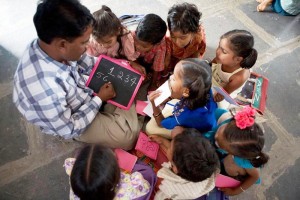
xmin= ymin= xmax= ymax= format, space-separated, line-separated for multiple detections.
xmin=257 ymin=0 xmax=273 ymax=12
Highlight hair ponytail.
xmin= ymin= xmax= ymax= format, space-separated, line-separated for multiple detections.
xmin=221 ymin=29 xmax=257 ymax=69
xmin=181 ymin=58 xmax=212 ymax=110
xmin=92 ymin=5 xmax=123 ymax=40
xmin=92 ymin=5 xmax=129 ymax=59
xmin=240 ymin=48 xmax=258 ymax=69
xmin=250 ymin=151 xmax=269 ymax=168
xmin=101 ymin=5 xmax=112 ymax=12
xmin=71 ymin=145 xmax=120 ymax=200
xmin=225 ymin=121 xmax=270 ymax=168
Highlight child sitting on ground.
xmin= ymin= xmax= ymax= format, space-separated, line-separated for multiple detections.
xmin=211 ymin=29 xmax=258 ymax=108
xmin=86 ymin=5 xmax=141 ymax=71
xmin=256 ymin=0 xmax=300 ymax=16
xmin=149 ymin=128 xmax=220 ymax=199
xmin=65 ymin=144 xmax=156 ymax=200
xmin=132 ymin=14 xmax=167 ymax=90
xmin=204 ymin=106 xmax=269 ymax=196
xmin=146 ymin=58 xmax=217 ymax=139
xmin=162 ymin=2 xmax=206 ymax=80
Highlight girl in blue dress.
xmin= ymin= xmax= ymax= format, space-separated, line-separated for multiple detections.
xmin=205 ymin=106 xmax=269 ymax=196
xmin=146 ymin=58 xmax=217 ymax=139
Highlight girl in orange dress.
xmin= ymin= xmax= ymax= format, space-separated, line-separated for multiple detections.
xmin=162 ymin=3 xmax=206 ymax=80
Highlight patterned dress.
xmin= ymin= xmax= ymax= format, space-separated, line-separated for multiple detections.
xmin=164 ymin=25 xmax=206 ymax=73
xmin=64 ymin=158 xmax=151 ymax=200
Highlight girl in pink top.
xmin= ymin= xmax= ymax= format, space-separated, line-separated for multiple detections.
xmin=86 ymin=5 xmax=139 ymax=62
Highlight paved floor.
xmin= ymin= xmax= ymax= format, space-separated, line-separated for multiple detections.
xmin=0 ymin=0 xmax=299 ymax=199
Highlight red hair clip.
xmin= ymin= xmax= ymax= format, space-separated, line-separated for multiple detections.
xmin=234 ymin=106 xmax=256 ymax=129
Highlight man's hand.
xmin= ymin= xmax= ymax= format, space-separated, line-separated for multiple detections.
xmin=97 ymin=82 xmax=116 ymax=101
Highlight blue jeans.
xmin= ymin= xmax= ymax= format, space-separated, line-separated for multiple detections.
xmin=272 ymin=0 xmax=292 ymax=16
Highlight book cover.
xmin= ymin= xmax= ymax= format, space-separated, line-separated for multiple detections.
xmin=215 ymin=174 xmax=241 ymax=188
xmin=135 ymin=132 xmax=159 ymax=160
xmin=114 ymin=148 xmax=137 ymax=172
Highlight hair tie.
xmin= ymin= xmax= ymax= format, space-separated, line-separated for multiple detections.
xmin=234 ymin=106 xmax=256 ymax=129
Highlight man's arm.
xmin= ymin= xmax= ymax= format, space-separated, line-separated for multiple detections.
xmin=48 ymin=79 xmax=115 ymax=139
xmin=30 ymin=92 xmax=102 ymax=139
xmin=77 ymin=53 xmax=97 ymax=75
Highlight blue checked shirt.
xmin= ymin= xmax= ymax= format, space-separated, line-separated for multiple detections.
xmin=13 ymin=39 xmax=102 ymax=139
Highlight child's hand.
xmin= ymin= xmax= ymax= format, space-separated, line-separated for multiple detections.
xmin=149 ymin=135 xmax=171 ymax=153
xmin=130 ymin=62 xmax=146 ymax=76
xmin=214 ymin=93 xmax=225 ymax=102
xmin=148 ymin=90 xmax=162 ymax=104
xmin=135 ymin=65 xmax=146 ymax=76
xmin=148 ymin=135 xmax=165 ymax=144
xmin=218 ymin=187 xmax=242 ymax=196
xmin=171 ymin=126 xmax=185 ymax=138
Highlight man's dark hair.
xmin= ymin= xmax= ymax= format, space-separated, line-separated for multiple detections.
xmin=33 ymin=0 xmax=94 ymax=44
xmin=173 ymin=128 xmax=220 ymax=182
xmin=136 ymin=14 xmax=167 ymax=45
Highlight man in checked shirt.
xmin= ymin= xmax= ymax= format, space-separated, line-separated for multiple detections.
xmin=13 ymin=0 xmax=141 ymax=150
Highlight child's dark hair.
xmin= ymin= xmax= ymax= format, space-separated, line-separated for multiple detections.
xmin=224 ymin=121 xmax=269 ymax=168
xmin=136 ymin=14 xmax=167 ymax=45
xmin=221 ymin=30 xmax=258 ymax=69
xmin=33 ymin=0 xmax=95 ymax=44
xmin=70 ymin=145 xmax=120 ymax=200
xmin=167 ymin=3 xmax=202 ymax=34
xmin=92 ymin=5 xmax=128 ymax=57
xmin=179 ymin=58 xmax=212 ymax=110
xmin=173 ymin=128 xmax=220 ymax=182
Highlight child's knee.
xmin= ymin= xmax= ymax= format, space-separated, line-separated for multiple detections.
xmin=145 ymin=118 xmax=157 ymax=135
xmin=146 ymin=120 xmax=171 ymax=139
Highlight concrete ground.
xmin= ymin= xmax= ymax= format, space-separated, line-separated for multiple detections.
xmin=0 ymin=0 xmax=299 ymax=199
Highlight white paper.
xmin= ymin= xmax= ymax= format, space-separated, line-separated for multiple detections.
xmin=213 ymin=86 xmax=238 ymax=105
xmin=154 ymin=80 xmax=171 ymax=106
xmin=142 ymin=101 xmax=153 ymax=117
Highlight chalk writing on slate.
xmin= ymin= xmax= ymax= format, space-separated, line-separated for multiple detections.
xmin=86 ymin=55 xmax=144 ymax=110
